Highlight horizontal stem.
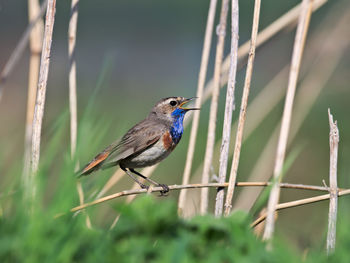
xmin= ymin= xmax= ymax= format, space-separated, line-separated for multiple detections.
xmin=70 ymin=182 xmax=338 ymax=213
xmin=251 ymin=189 xmax=350 ymax=228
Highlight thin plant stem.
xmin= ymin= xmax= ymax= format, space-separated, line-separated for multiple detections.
xmin=178 ymin=0 xmax=218 ymax=215
xmin=68 ymin=0 xmax=91 ymax=228
xmin=69 ymin=0 xmax=79 ymax=159
xmin=326 ymin=109 xmax=339 ymax=255
xmin=224 ymin=0 xmax=261 ymax=216
xmin=29 ymin=0 xmax=57 ymax=199
xmin=251 ymin=189 xmax=350 ymax=228
xmin=69 ymin=181 xmax=334 ymax=213
xmin=200 ymin=0 xmax=230 ymax=215
xmin=76 ymin=181 xmax=92 ymax=228
xmin=23 ymin=0 xmax=44 ymax=187
xmin=0 ymin=0 xmax=48 ymax=103
xmin=215 ymin=0 xmax=239 ymax=217
xmin=263 ymin=0 xmax=314 ymax=241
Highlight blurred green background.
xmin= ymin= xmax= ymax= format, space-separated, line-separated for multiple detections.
xmin=1 ymin=0 xmax=350 ymax=255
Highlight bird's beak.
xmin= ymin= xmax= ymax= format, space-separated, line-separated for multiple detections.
xmin=179 ymin=97 xmax=200 ymax=111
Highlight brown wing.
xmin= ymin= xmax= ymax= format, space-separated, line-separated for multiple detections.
xmin=78 ymin=119 xmax=165 ymax=176
xmin=101 ymin=119 xmax=165 ymax=167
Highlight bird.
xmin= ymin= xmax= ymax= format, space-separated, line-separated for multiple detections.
xmin=78 ymin=96 xmax=199 ymax=194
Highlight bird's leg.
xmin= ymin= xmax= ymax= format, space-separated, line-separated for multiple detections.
xmin=129 ymin=168 xmax=169 ymax=194
xmin=120 ymin=165 xmax=149 ymax=190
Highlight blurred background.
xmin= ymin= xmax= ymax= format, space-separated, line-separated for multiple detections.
xmin=0 ymin=0 xmax=349 ymax=252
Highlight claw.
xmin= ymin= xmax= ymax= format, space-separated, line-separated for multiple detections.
xmin=140 ymin=184 xmax=149 ymax=190
xmin=159 ymin=184 xmax=169 ymax=196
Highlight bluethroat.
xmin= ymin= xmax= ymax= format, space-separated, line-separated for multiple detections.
xmin=78 ymin=97 xmax=199 ymax=193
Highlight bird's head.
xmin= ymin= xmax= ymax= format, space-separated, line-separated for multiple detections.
xmin=150 ymin=97 xmax=199 ymax=121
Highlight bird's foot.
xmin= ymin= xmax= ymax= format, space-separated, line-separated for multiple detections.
xmin=158 ymin=184 xmax=169 ymax=196
xmin=140 ymin=183 xmax=149 ymax=190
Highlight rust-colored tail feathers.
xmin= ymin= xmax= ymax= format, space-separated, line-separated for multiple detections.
xmin=77 ymin=150 xmax=111 ymax=177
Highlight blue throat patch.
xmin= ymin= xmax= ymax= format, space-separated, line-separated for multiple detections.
xmin=170 ymin=108 xmax=186 ymax=144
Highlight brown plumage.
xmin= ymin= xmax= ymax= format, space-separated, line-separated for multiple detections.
xmin=78 ymin=97 xmax=199 ymax=193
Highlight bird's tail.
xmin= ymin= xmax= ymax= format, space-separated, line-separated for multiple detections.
xmin=76 ymin=150 xmax=111 ymax=178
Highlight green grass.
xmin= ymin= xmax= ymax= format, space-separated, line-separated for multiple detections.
xmin=2 ymin=173 xmax=350 ymax=263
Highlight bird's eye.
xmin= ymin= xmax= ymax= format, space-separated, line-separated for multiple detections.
xmin=169 ymin=100 xmax=177 ymax=106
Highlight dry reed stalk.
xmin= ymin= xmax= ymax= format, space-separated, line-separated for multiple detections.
xmin=224 ymin=0 xmax=261 ymax=216
xmin=109 ymin=215 xmax=120 ymax=230
xmin=263 ymin=0 xmax=313 ymax=241
xmin=253 ymin=208 xmax=268 ymax=237
xmin=251 ymin=189 xmax=350 ymax=228
xmin=69 ymin=0 xmax=79 ymax=159
xmin=69 ymin=181 xmax=333 ymax=213
xmin=95 ymin=0 xmax=327 ymax=202
xmin=200 ymin=0 xmax=230 ymax=215
xmin=234 ymin=5 xmax=350 ymax=212
xmin=214 ymin=0 xmax=239 ymax=217
xmin=68 ymin=0 xmax=91 ymax=228
xmin=76 ymin=181 xmax=92 ymax=228
xmin=29 ymin=0 xmax=57 ymax=196
xmin=0 ymin=0 xmax=48 ymax=103
xmin=204 ymin=0 xmax=327 ymax=101
xmin=178 ymin=0 xmax=218 ymax=215
xmin=326 ymin=109 xmax=339 ymax=255
xmin=23 ymin=0 xmax=44 ymax=185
